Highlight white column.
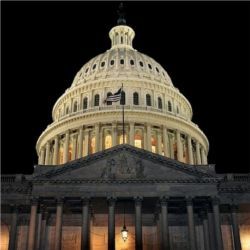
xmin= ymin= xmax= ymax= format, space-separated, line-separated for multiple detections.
xmin=27 ymin=198 xmax=38 ymax=250
xmin=83 ymin=130 xmax=89 ymax=156
xmin=72 ymin=135 xmax=77 ymax=160
xmin=40 ymin=147 xmax=45 ymax=165
xmin=186 ymin=197 xmax=197 ymax=250
xmin=45 ymin=142 xmax=50 ymax=165
xmin=146 ymin=124 xmax=151 ymax=151
xmin=63 ymin=131 xmax=70 ymax=163
xmin=55 ymin=198 xmax=63 ymax=250
xmin=95 ymin=123 xmax=100 ymax=152
xmin=201 ymin=147 xmax=207 ymax=165
xmin=231 ymin=204 xmax=242 ymax=250
xmin=135 ymin=197 xmax=143 ymax=250
xmin=176 ymin=130 xmax=183 ymax=162
xmin=112 ymin=123 xmax=117 ymax=147
xmin=8 ymin=205 xmax=18 ymax=250
xmin=187 ymin=135 xmax=194 ymax=164
xmin=169 ymin=135 xmax=174 ymax=158
xmin=53 ymin=136 xmax=59 ymax=165
xmin=212 ymin=197 xmax=223 ymax=250
xmin=162 ymin=126 xmax=169 ymax=157
xmin=129 ymin=122 xmax=135 ymax=146
xmin=157 ymin=131 xmax=162 ymax=154
xmin=78 ymin=127 xmax=84 ymax=158
xmin=196 ymin=141 xmax=201 ymax=165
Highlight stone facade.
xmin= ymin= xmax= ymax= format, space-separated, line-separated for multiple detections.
xmin=1 ymin=145 xmax=250 ymax=250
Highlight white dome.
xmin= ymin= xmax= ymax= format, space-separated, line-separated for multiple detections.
xmin=36 ymin=24 xmax=209 ymax=167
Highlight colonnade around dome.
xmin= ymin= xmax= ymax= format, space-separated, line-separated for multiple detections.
xmin=38 ymin=121 xmax=207 ymax=166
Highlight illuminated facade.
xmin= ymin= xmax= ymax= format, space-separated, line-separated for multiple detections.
xmin=1 ymin=10 xmax=250 ymax=250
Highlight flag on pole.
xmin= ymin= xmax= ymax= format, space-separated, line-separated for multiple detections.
xmin=104 ymin=88 xmax=122 ymax=103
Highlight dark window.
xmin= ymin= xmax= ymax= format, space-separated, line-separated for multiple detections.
xmin=66 ymin=107 xmax=69 ymax=115
xmin=120 ymin=59 xmax=124 ymax=65
xmin=177 ymin=106 xmax=179 ymax=114
xmin=139 ymin=61 xmax=143 ymax=67
xmin=156 ymin=67 xmax=159 ymax=73
xmin=85 ymin=68 xmax=89 ymax=73
xmin=107 ymin=92 xmax=112 ymax=106
xmin=101 ymin=61 xmax=105 ymax=67
xmin=130 ymin=60 xmax=134 ymax=65
xmin=121 ymin=36 xmax=123 ymax=44
xmin=168 ymin=101 xmax=172 ymax=112
xmin=120 ymin=91 xmax=125 ymax=105
xmin=162 ymin=72 xmax=165 ymax=76
xmin=83 ymin=97 xmax=88 ymax=109
xmin=94 ymin=94 xmax=100 ymax=106
xmin=146 ymin=94 xmax=151 ymax=106
xmin=158 ymin=97 xmax=162 ymax=109
xmin=148 ymin=64 xmax=152 ymax=69
xmin=73 ymin=102 xmax=77 ymax=112
xmin=92 ymin=64 xmax=96 ymax=70
xmin=133 ymin=92 xmax=139 ymax=105
xmin=110 ymin=60 xmax=114 ymax=65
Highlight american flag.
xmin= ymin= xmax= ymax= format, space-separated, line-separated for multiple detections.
xmin=104 ymin=88 xmax=122 ymax=103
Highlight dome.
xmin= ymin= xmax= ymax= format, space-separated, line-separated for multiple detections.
xmin=36 ymin=24 xmax=209 ymax=167
xmin=71 ymin=25 xmax=173 ymax=88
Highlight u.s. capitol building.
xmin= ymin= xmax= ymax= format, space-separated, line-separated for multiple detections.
xmin=1 ymin=11 xmax=250 ymax=250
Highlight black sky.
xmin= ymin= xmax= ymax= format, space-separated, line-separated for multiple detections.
xmin=2 ymin=1 xmax=250 ymax=174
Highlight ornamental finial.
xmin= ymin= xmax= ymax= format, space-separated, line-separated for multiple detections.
xmin=117 ymin=2 xmax=126 ymax=25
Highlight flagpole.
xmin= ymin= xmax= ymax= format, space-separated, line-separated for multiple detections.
xmin=122 ymin=83 xmax=125 ymax=144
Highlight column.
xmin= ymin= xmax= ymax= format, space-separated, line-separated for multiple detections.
xmin=212 ymin=197 xmax=223 ymax=250
xmin=81 ymin=198 xmax=90 ymax=250
xmin=112 ymin=123 xmax=117 ymax=147
xmin=55 ymin=198 xmax=63 ymax=250
xmin=207 ymin=204 xmax=216 ymax=250
xmin=196 ymin=141 xmax=201 ymax=165
xmin=53 ymin=136 xmax=59 ymax=165
xmin=201 ymin=147 xmax=207 ymax=165
xmin=27 ymin=198 xmax=38 ymax=250
xmin=72 ymin=135 xmax=77 ymax=160
xmin=162 ymin=126 xmax=169 ymax=157
xmin=63 ymin=131 xmax=70 ymax=163
xmin=95 ymin=123 xmax=100 ymax=152
xmin=129 ymin=122 xmax=135 ymax=146
xmin=39 ymin=207 xmax=49 ymax=250
xmin=200 ymin=211 xmax=210 ymax=250
xmin=146 ymin=124 xmax=151 ymax=151
xmin=8 ymin=205 xmax=18 ymax=250
xmin=35 ymin=206 xmax=42 ymax=250
xmin=40 ymin=147 xmax=45 ymax=165
xmin=231 ymin=204 xmax=242 ymax=250
xmin=186 ymin=197 xmax=196 ymax=250
xmin=160 ymin=197 xmax=169 ymax=250
xmin=187 ymin=135 xmax=194 ymax=164
xmin=108 ymin=197 xmax=116 ymax=250
xmin=169 ymin=135 xmax=174 ymax=158
xmin=83 ymin=130 xmax=89 ymax=156
xmin=176 ymin=130 xmax=183 ymax=162
xmin=157 ymin=131 xmax=162 ymax=154
xmin=45 ymin=142 xmax=50 ymax=165
xmin=78 ymin=127 xmax=84 ymax=158
xmin=135 ymin=197 xmax=143 ymax=250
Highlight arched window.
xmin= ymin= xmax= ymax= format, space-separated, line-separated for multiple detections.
xmin=151 ymin=136 xmax=157 ymax=153
xmin=146 ymin=94 xmax=151 ymax=106
xmin=135 ymin=132 xmax=142 ymax=148
xmin=120 ymin=59 xmax=124 ymax=65
xmin=120 ymin=91 xmax=125 ymax=105
xmin=66 ymin=106 xmax=69 ymax=115
xmin=176 ymin=106 xmax=179 ymax=114
xmin=105 ymin=133 xmax=112 ymax=149
xmin=130 ymin=59 xmax=134 ymax=65
xmin=168 ymin=101 xmax=172 ymax=112
xmin=94 ymin=94 xmax=100 ymax=106
xmin=158 ymin=97 xmax=162 ymax=109
xmin=83 ymin=97 xmax=88 ymax=109
xmin=107 ymin=92 xmax=112 ymax=106
xmin=73 ymin=102 xmax=77 ymax=112
xmin=121 ymin=36 xmax=123 ymax=44
xmin=133 ymin=92 xmax=139 ymax=105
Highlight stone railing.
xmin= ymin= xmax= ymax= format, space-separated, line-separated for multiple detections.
xmin=1 ymin=175 xmax=16 ymax=183
xmin=225 ymin=174 xmax=250 ymax=182
xmin=56 ymin=105 xmax=189 ymax=123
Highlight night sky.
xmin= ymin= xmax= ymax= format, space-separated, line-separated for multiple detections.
xmin=2 ymin=2 xmax=250 ymax=174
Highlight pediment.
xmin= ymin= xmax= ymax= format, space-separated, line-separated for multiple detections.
xmin=33 ymin=145 xmax=215 ymax=181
